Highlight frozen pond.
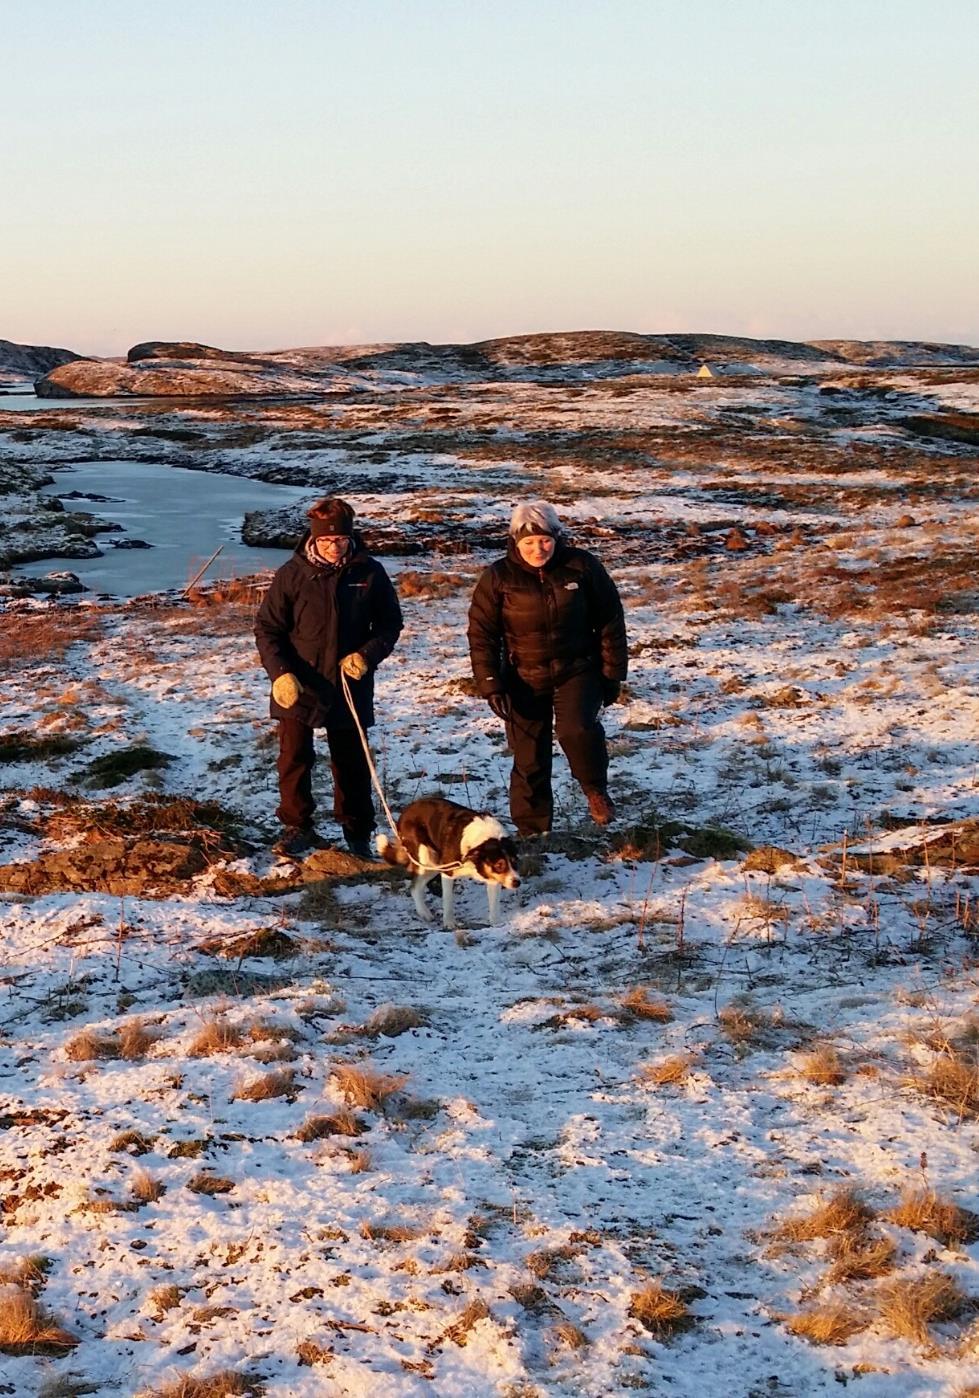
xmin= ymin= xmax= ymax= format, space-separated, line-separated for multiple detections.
xmin=0 ymin=392 xmax=150 ymax=411
xmin=16 ymin=461 xmax=312 ymax=596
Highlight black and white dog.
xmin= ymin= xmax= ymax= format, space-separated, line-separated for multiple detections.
xmin=377 ymin=796 xmax=520 ymax=931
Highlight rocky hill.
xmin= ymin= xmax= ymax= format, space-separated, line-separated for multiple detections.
xmin=0 ymin=337 xmax=81 ymax=389
xmin=30 ymin=331 xmax=979 ymax=398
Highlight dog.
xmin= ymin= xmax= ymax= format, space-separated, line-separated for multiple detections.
xmin=376 ymin=796 xmax=520 ymax=931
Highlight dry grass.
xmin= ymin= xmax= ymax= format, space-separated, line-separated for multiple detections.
xmin=64 ymin=1028 xmax=119 ymax=1061
xmin=775 ymin=1188 xmax=874 ymax=1243
xmin=0 ymin=1255 xmax=51 ymax=1289
xmin=551 ymin=1320 xmax=589 ymax=1350
xmin=109 ymin=1128 xmax=155 ymax=1155
xmin=638 ymin=1055 xmax=693 ymax=1087
xmin=885 ymin=1189 xmax=979 ymax=1247
xmin=37 ymin=1378 xmax=100 ymax=1398
xmin=627 ymin=1281 xmax=691 ymax=1337
xmin=526 ymin=1246 xmax=578 ymax=1280
xmin=875 ymin=1271 xmax=968 ymax=1346
xmin=0 ymin=1284 xmax=79 ymax=1355
xmin=343 ymin=1148 xmax=373 ymax=1174
xmin=119 ymin=1017 xmax=163 ymax=1059
xmin=718 ymin=1003 xmax=771 ymax=1047
xmin=822 ymin=1232 xmax=896 ymax=1286
xmin=783 ymin=1302 xmax=867 ymax=1346
xmin=442 ymin=1298 xmax=491 ymax=1347
xmin=360 ymin=1220 xmax=427 ymax=1243
xmin=137 ymin=1371 xmax=265 ymax=1398
xmin=620 ymin=986 xmax=673 ymax=1023
xmin=361 ymin=1004 xmax=428 ymax=1038
xmin=431 ymin=1252 xmax=484 ymax=1274
xmin=329 ymin=1062 xmax=407 ymax=1111
xmin=148 ymin=1285 xmax=183 ymax=1315
xmin=131 ymin=1169 xmax=167 ymax=1205
xmin=296 ymin=1338 xmax=333 ymax=1366
xmin=294 ymin=1109 xmax=365 ymax=1142
xmin=0 ymin=609 xmax=102 ymax=669
xmin=798 ymin=1046 xmax=846 ymax=1086
xmin=231 ymin=1069 xmax=297 ymax=1102
xmin=912 ymin=1051 xmax=979 ymax=1119
xmin=188 ymin=1017 xmax=244 ymax=1057
xmin=186 ymin=1173 xmax=236 ymax=1196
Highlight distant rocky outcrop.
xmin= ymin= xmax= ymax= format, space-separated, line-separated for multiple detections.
xmin=31 ymin=331 xmax=979 ymax=399
xmin=0 ymin=337 xmax=82 ymax=389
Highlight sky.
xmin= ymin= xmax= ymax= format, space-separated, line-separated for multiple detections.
xmin=3 ymin=0 xmax=977 ymax=355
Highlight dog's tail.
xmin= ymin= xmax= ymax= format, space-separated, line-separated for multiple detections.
xmin=376 ymin=831 xmax=410 ymax=869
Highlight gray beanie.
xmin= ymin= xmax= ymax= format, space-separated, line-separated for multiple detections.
xmin=509 ymin=501 xmax=562 ymax=540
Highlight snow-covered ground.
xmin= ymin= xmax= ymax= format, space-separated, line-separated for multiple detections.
xmin=1 ymin=366 xmax=979 ymax=1396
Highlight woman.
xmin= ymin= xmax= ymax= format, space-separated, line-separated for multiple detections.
xmin=467 ymin=501 xmax=627 ymax=839
xmin=255 ymin=496 xmax=403 ymax=858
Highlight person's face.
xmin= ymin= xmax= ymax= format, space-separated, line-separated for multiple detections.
xmin=516 ymin=533 xmax=556 ymax=567
xmin=314 ymin=534 xmax=350 ymax=562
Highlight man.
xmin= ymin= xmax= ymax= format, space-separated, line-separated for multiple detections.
xmin=255 ymin=497 xmax=403 ymax=858
xmin=467 ymin=500 xmax=627 ymax=839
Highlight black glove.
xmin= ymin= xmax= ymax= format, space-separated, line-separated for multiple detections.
xmin=601 ymin=679 xmax=621 ymax=707
xmin=487 ymin=691 xmax=512 ymax=721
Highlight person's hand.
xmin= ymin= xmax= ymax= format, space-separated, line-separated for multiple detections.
xmin=601 ymin=678 xmax=621 ymax=707
xmin=487 ymin=691 xmax=512 ymax=721
xmin=340 ymin=652 xmax=369 ymax=681
xmin=272 ymin=672 xmax=302 ymax=708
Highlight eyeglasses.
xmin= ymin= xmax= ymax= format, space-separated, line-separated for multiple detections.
xmin=315 ymin=535 xmax=348 ymax=546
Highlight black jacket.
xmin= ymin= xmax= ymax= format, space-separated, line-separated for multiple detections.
xmin=467 ymin=538 xmax=627 ymax=696
xmin=255 ymin=535 xmax=403 ymax=729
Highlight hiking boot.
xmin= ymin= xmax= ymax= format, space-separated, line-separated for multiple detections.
xmin=344 ymin=833 xmax=374 ymax=861
xmin=586 ymin=791 xmax=616 ymax=827
xmin=274 ymin=826 xmax=329 ymax=858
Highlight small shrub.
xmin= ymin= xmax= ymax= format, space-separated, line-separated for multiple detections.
xmin=798 ymin=1046 xmax=845 ymax=1086
xmin=189 ymin=1018 xmax=244 ymax=1057
xmin=775 ymin=1188 xmax=874 ymax=1242
xmin=64 ymin=1028 xmax=119 ymax=1061
xmin=639 ymin=1055 xmax=693 ymax=1087
xmin=131 ymin=1170 xmax=166 ymax=1205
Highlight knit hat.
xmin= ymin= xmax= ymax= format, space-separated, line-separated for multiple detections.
xmin=307 ymin=497 xmax=355 ymax=538
xmin=509 ymin=501 xmax=562 ymax=540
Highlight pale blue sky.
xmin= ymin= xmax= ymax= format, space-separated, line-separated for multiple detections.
xmin=3 ymin=0 xmax=977 ymax=354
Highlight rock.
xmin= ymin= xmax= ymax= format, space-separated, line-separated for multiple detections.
xmin=28 ymin=571 xmax=86 ymax=595
xmin=0 ymin=337 xmax=81 ymax=384
xmin=725 ymin=527 xmax=749 ymax=551
xmin=0 ymin=835 xmax=209 ymax=896
xmin=896 ymin=513 xmax=917 ymax=528
xmin=109 ymin=538 xmax=152 ymax=549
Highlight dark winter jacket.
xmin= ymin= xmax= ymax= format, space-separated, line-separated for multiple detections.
xmin=467 ymin=538 xmax=627 ymax=697
xmin=255 ymin=534 xmax=403 ymax=729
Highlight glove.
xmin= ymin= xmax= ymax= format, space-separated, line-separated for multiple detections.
xmin=340 ymin=652 xmax=369 ymax=681
xmin=601 ymin=679 xmax=621 ymax=707
xmin=272 ymin=672 xmax=302 ymax=709
xmin=487 ymin=692 xmax=512 ymax=721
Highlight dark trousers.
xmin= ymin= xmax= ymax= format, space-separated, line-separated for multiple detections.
xmin=506 ymin=670 xmax=608 ymax=836
xmin=276 ymin=718 xmax=375 ymax=839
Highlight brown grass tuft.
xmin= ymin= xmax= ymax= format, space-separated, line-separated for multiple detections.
xmin=361 ymin=1004 xmax=429 ymax=1038
xmin=188 ymin=1017 xmax=244 ymax=1058
xmin=64 ymin=1028 xmax=119 ymax=1061
xmin=297 ymin=1338 xmax=333 ymax=1366
xmin=343 ymin=1148 xmax=372 ymax=1174
xmin=885 ymin=1189 xmax=979 ymax=1247
xmin=119 ymin=1017 xmax=163 ymax=1059
xmin=628 ymin=1281 xmax=691 ymax=1337
xmin=526 ymin=1246 xmax=578 ymax=1280
xmin=783 ymin=1302 xmax=867 ymax=1346
xmin=798 ymin=1046 xmax=846 ymax=1086
xmin=329 ymin=1062 xmax=407 ymax=1111
xmin=823 ymin=1232 xmax=896 ymax=1286
xmin=551 ymin=1320 xmax=589 ymax=1350
xmin=0 ymin=1255 xmax=51 ymax=1290
xmin=109 ymin=1128 xmax=155 ymax=1155
xmin=718 ymin=1003 xmax=770 ymax=1046
xmin=148 ymin=1285 xmax=183 ymax=1315
xmin=294 ymin=1109 xmax=365 ymax=1142
xmin=912 ymin=1051 xmax=979 ymax=1120
xmin=638 ymin=1055 xmax=693 ymax=1087
xmin=442 ymin=1298 xmax=491 ymax=1347
xmin=360 ymin=1220 xmax=426 ymax=1244
xmin=186 ymin=1173 xmax=236 ymax=1196
xmin=0 ymin=1283 xmax=79 ymax=1355
xmin=620 ymin=987 xmax=673 ymax=1023
xmin=875 ymin=1271 xmax=967 ymax=1346
xmin=775 ymin=1188 xmax=873 ymax=1243
xmin=232 ymin=1069 xmax=297 ymax=1102
xmin=131 ymin=1169 xmax=166 ymax=1205
xmin=0 ymin=609 xmax=102 ymax=670
xmin=136 ymin=1371 xmax=265 ymax=1398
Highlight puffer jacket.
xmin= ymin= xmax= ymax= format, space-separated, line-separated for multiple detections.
xmin=467 ymin=537 xmax=627 ymax=696
xmin=255 ymin=534 xmax=403 ymax=729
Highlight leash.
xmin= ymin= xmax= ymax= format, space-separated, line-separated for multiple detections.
xmin=340 ymin=668 xmax=465 ymax=873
